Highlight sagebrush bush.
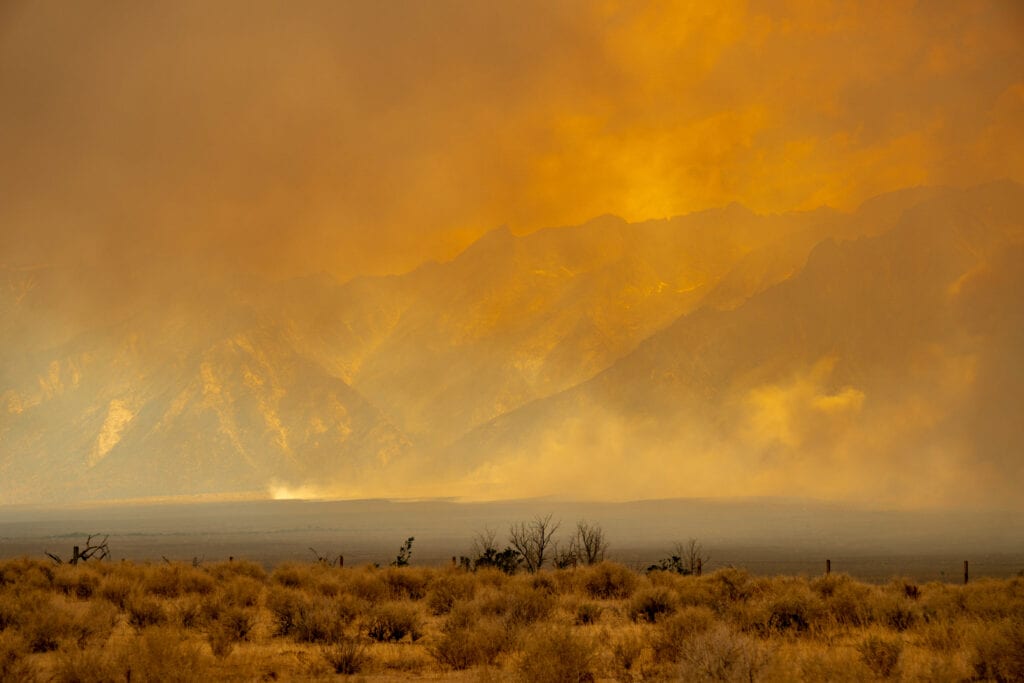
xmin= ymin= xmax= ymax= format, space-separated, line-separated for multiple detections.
xmin=364 ymin=602 xmax=423 ymax=642
xmin=218 ymin=574 xmax=262 ymax=608
xmin=143 ymin=564 xmax=215 ymax=598
xmin=970 ymin=618 xmax=1024 ymax=683
xmin=52 ymin=566 xmax=101 ymax=599
xmin=266 ymin=585 xmax=306 ymax=636
xmin=322 ymin=637 xmax=367 ymax=674
xmin=123 ymin=626 xmax=208 ymax=682
xmin=858 ymin=634 xmax=902 ymax=678
xmin=575 ymin=601 xmax=602 ymax=625
xmin=99 ymin=575 xmax=134 ymax=610
xmin=652 ymin=606 xmax=716 ymax=663
xmin=0 ymin=555 xmax=1021 ymax=682
xmin=583 ymin=561 xmax=639 ymax=600
xmin=629 ymin=587 xmax=676 ymax=623
xmin=431 ymin=614 xmax=508 ymax=670
xmin=125 ymin=591 xmax=168 ymax=629
xmin=517 ymin=626 xmax=596 ymax=683
xmin=426 ymin=571 xmax=476 ymax=615
xmin=382 ymin=566 xmax=429 ymax=600
xmin=294 ymin=600 xmax=348 ymax=644
xmin=678 ymin=624 xmax=769 ymax=682
xmin=19 ymin=599 xmax=75 ymax=652
xmin=0 ymin=630 xmax=34 ymax=683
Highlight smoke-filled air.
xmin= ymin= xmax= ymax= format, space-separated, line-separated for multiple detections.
xmin=2 ymin=1 xmax=1023 ymax=508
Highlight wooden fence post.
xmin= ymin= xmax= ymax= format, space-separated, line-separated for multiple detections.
xmin=826 ymin=559 xmax=831 ymax=575
xmin=964 ymin=560 xmax=969 ymax=585
xmin=72 ymin=546 xmax=80 ymax=566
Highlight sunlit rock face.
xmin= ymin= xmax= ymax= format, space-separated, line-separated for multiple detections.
xmin=1 ymin=181 xmax=1022 ymax=505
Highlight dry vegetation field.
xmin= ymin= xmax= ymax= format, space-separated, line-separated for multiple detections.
xmin=1 ymin=553 xmax=1023 ymax=682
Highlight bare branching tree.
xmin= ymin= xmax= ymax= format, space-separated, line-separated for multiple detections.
xmin=575 ymin=520 xmax=608 ymax=565
xmin=509 ymin=514 xmax=560 ymax=572
xmin=471 ymin=527 xmax=500 ymax=558
xmin=45 ymin=534 xmax=110 ymax=565
xmin=675 ymin=538 xmax=709 ymax=575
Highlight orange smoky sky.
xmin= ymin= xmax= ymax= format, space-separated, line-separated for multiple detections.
xmin=1 ymin=0 xmax=1022 ymax=282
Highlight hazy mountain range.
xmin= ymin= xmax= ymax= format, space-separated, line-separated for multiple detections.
xmin=2 ymin=181 xmax=1021 ymax=506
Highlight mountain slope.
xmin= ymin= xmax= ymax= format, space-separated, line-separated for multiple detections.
xmin=441 ymin=181 xmax=1024 ymax=507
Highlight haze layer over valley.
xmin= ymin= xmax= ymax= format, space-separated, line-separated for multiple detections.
xmin=2 ymin=182 xmax=1022 ymax=507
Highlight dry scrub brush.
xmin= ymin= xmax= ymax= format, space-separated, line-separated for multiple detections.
xmin=0 ymin=555 xmax=1022 ymax=681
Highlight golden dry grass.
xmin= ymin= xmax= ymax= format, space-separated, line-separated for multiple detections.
xmin=0 ymin=556 xmax=1021 ymax=681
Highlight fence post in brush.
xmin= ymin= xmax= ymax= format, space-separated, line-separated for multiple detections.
xmin=964 ymin=560 xmax=969 ymax=585
xmin=826 ymin=559 xmax=831 ymax=575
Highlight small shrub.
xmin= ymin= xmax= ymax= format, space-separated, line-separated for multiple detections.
xmin=266 ymin=585 xmax=306 ymax=636
xmin=575 ymin=601 xmax=602 ymax=625
xmin=345 ymin=570 xmax=388 ymax=604
xmin=858 ymin=634 xmax=902 ymax=679
xmin=709 ymin=568 xmax=755 ymax=602
xmin=0 ymin=631 xmax=35 ymax=683
xmin=824 ymin=580 xmax=874 ymax=627
xmin=52 ymin=566 xmax=101 ymax=599
xmin=762 ymin=584 xmax=822 ymax=634
xmin=70 ymin=601 xmax=120 ymax=648
xmin=271 ymin=563 xmax=309 ymax=589
xmin=583 ymin=562 xmax=639 ymax=600
xmin=678 ymin=624 xmax=769 ymax=682
xmin=217 ymin=605 xmax=257 ymax=642
xmin=294 ymin=600 xmax=348 ymax=644
xmin=430 ymin=616 xmax=507 ymax=670
xmin=20 ymin=602 xmax=75 ymax=652
xmin=517 ymin=626 xmax=596 ymax=683
xmin=125 ymin=592 xmax=168 ymax=629
xmin=629 ymin=587 xmax=676 ymax=623
xmin=208 ymin=559 xmax=266 ymax=583
xmin=874 ymin=594 xmax=918 ymax=631
xmin=652 ymin=606 xmax=716 ymax=663
xmin=382 ymin=566 xmax=428 ymax=600
xmin=122 ymin=626 xmax=208 ymax=682
xmin=207 ymin=626 xmax=236 ymax=659
xmin=323 ymin=637 xmax=367 ymax=675
xmin=426 ymin=572 xmax=476 ymax=615
xmin=971 ymin=619 xmax=1024 ymax=683
xmin=99 ymin=576 xmax=134 ymax=610
xmin=176 ymin=596 xmax=205 ymax=629
xmin=364 ymin=602 xmax=423 ymax=642
xmin=502 ymin=583 xmax=556 ymax=628
xmin=612 ymin=632 xmax=645 ymax=674
xmin=54 ymin=645 xmax=123 ymax=683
